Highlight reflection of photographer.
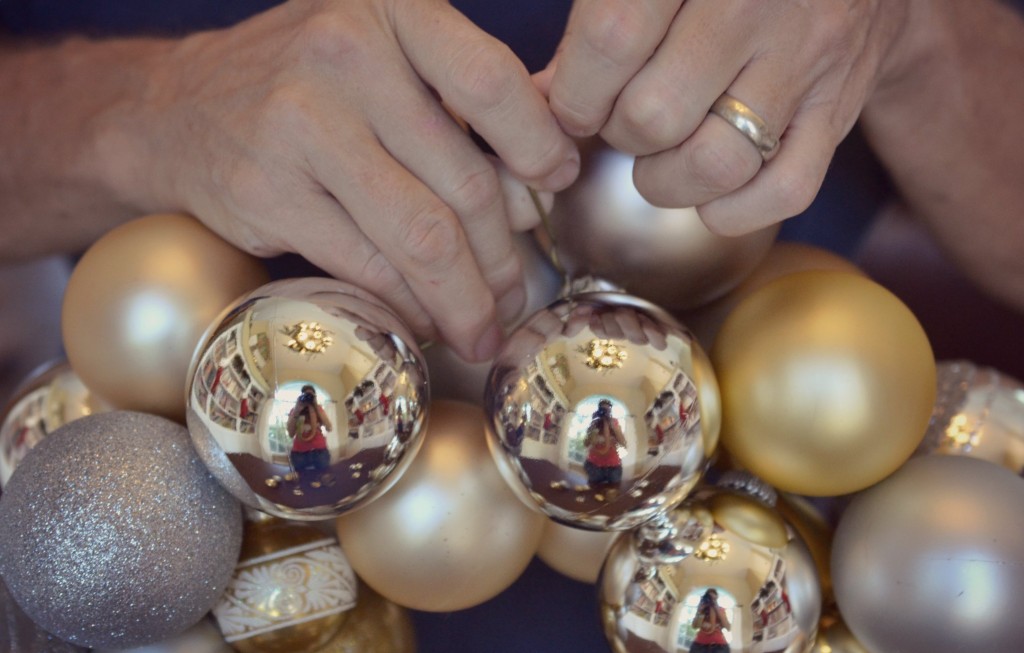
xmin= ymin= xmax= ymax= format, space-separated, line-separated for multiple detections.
xmin=286 ymin=385 xmax=333 ymax=472
xmin=583 ymin=399 xmax=626 ymax=487
xmin=691 ymin=588 xmax=731 ymax=653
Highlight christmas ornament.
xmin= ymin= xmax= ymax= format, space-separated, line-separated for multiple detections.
xmin=775 ymin=493 xmax=835 ymax=606
xmin=93 ymin=618 xmax=232 ymax=653
xmin=832 ymin=455 xmax=1024 ymax=653
xmin=916 ymin=360 xmax=1024 ymax=473
xmin=0 ymin=576 xmax=86 ymax=653
xmin=61 ymin=213 xmax=268 ymax=421
xmin=186 ymin=277 xmax=428 ymax=520
xmin=485 ymin=291 xmax=718 ymax=530
xmin=599 ymin=485 xmax=821 ymax=653
xmin=539 ymin=142 xmax=779 ymax=310
xmin=314 ymin=581 xmax=417 ymax=653
xmin=213 ymin=515 xmax=357 ymax=653
xmin=678 ymin=241 xmax=864 ymax=350
xmin=713 ymin=270 xmax=936 ymax=496
xmin=810 ymin=616 xmax=870 ymax=653
xmin=536 ymin=519 xmax=618 ymax=584
xmin=0 ymin=411 xmax=243 ymax=649
xmin=336 ymin=401 xmax=544 ymax=612
xmin=0 ymin=359 xmax=112 ymax=486
xmin=423 ymin=233 xmax=562 ymax=404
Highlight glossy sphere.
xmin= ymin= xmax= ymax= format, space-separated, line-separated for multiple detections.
xmin=336 ymin=401 xmax=545 ymax=612
xmin=0 ymin=359 xmax=113 ymax=486
xmin=916 ymin=360 xmax=1024 ymax=473
xmin=62 ymin=213 xmax=269 ymax=421
xmin=713 ymin=271 xmax=936 ymax=496
xmin=599 ymin=486 xmax=821 ymax=653
xmin=186 ymin=278 xmax=428 ymax=520
xmin=485 ymin=292 xmax=719 ymax=531
xmin=540 ymin=142 xmax=779 ymax=310
xmin=832 ymin=456 xmax=1024 ymax=653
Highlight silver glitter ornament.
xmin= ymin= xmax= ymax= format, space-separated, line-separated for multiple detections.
xmin=186 ymin=278 xmax=428 ymax=520
xmin=484 ymin=291 xmax=719 ymax=531
xmin=0 ymin=577 xmax=86 ymax=653
xmin=599 ymin=486 xmax=821 ymax=652
xmin=0 ymin=411 xmax=243 ymax=650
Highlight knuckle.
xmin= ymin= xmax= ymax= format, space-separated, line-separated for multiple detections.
xmin=579 ymin=2 xmax=650 ymax=67
xmin=400 ymin=203 xmax=463 ymax=270
xmin=447 ymin=42 xmax=522 ymax=112
xmin=449 ymin=166 xmax=502 ymax=218
xmin=260 ymin=83 xmax=315 ymax=136
xmin=611 ymin=88 xmax=681 ymax=153
xmin=359 ymin=250 xmax=405 ymax=298
xmin=300 ymin=12 xmax=365 ymax=65
xmin=687 ymin=139 xmax=760 ymax=195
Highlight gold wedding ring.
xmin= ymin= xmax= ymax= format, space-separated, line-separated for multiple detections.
xmin=710 ymin=94 xmax=780 ymax=162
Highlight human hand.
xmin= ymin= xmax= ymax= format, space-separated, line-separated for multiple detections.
xmin=540 ymin=0 xmax=912 ymax=235
xmin=111 ymin=0 xmax=579 ymax=362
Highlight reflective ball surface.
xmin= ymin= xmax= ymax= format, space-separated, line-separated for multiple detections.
xmin=186 ymin=278 xmax=429 ymax=520
xmin=485 ymin=292 xmax=719 ymax=531
xmin=599 ymin=486 xmax=821 ymax=653
xmin=0 ymin=359 xmax=113 ymax=486
xmin=541 ymin=142 xmax=779 ymax=310
xmin=916 ymin=360 xmax=1024 ymax=473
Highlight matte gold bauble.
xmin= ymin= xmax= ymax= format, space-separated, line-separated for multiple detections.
xmin=62 ymin=213 xmax=268 ymax=421
xmin=917 ymin=360 xmax=1024 ymax=473
xmin=213 ymin=517 xmax=357 ymax=653
xmin=536 ymin=519 xmax=618 ymax=584
xmin=679 ymin=241 xmax=864 ymax=350
xmin=0 ymin=359 xmax=112 ymax=486
xmin=540 ymin=142 xmax=779 ymax=310
xmin=335 ymin=401 xmax=545 ymax=612
xmin=832 ymin=455 xmax=1024 ymax=653
xmin=314 ymin=582 xmax=417 ymax=653
xmin=713 ymin=271 xmax=936 ymax=496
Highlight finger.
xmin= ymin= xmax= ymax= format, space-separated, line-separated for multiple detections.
xmin=696 ymin=105 xmax=839 ymax=235
xmin=396 ymin=2 xmax=579 ymax=192
xmin=548 ymin=0 xmax=683 ymax=137
xmin=600 ymin=0 xmax=755 ymax=155
xmin=638 ymin=313 xmax=668 ymax=351
xmin=612 ymin=308 xmax=648 ymax=346
xmin=493 ymin=157 xmax=551 ymax=233
xmin=370 ymin=75 xmax=527 ymax=324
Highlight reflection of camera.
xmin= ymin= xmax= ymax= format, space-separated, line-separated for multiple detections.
xmin=298 ymin=392 xmax=315 ymax=404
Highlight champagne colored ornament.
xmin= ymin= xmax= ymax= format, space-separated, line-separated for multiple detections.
xmin=0 ymin=411 xmax=243 ymax=649
xmin=186 ymin=278 xmax=428 ymax=520
xmin=61 ymin=213 xmax=269 ymax=421
xmin=539 ymin=142 xmax=779 ymax=310
xmin=335 ymin=401 xmax=545 ymax=612
xmin=314 ymin=581 xmax=417 ymax=653
xmin=94 ymin=618 xmax=232 ymax=653
xmin=485 ymin=291 xmax=718 ymax=530
xmin=536 ymin=519 xmax=619 ymax=584
xmin=0 ymin=359 xmax=113 ymax=486
xmin=775 ymin=493 xmax=835 ymax=606
xmin=713 ymin=270 xmax=936 ymax=496
xmin=214 ymin=516 xmax=357 ymax=653
xmin=599 ymin=485 xmax=821 ymax=653
xmin=1 ymin=577 xmax=86 ymax=653
xmin=810 ymin=616 xmax=870 ymax=653
xmin=423 ymin=233 xmax=562 ymax=404
xmin=916 ymin=360 xmax=1024 ymax=473
xmin=678 ymin=241 xmax=864 ymax=351
xmin=832 ymin=455 xmax=1024 ymax=653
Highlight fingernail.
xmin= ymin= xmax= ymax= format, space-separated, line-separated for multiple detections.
xmin=537 ymin=154 xmax=580 ymax=192
xmin=473 ymin=322 xmax=505 ymax=362
xmin=497 ymin=286 xmax=526 ymax=325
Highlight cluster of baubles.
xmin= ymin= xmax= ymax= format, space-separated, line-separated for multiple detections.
xmin=0 ymin=143 xmax=1022 ymax=653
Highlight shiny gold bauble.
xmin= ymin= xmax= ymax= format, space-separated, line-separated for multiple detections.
xmin=62 ymin=213 xmax=268 ymax=421
xmin=0 ymin=359 xmax=112 ymax=486
xmin=776 ymin=493 xmax=835 ymax=606
xmin=679 ymin=241 xmax=864 ymax=351
xmin=713 ymin=271 xmax=936 ymax=496
xmin=335 ymin=400 xmax=545 ymax=612
xmin=314 ymin=581 xmax=417 ymax=653
xmin=540 ymin=142 xmax=779 ymax=310
xmin=599 ymin=485 xmax=821 ymax=653
xmin=832 ymin=455 xmax=1024 ymax=653
xmin=536 ymin=519 xmax=619 ymax=584
xmin=916 ymin=360 xmax=1024 ymax=473
xmin=485 ymin=291 xmax=719 ymax=531
xmin=185 ymin=277 xmax=429 ymax=520
xmin=810 ymin=615 xmax=871 ymax=653
xmin=213 ymin=516 xmax=357 ymax=653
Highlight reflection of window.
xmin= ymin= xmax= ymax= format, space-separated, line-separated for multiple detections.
xmin=567 ymin=395 xmax=630 ymax=464
xmin=266 ymin=383 xmax=336 ymax=456
xmin=677 ymin=587 xmax=737 ymax=648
